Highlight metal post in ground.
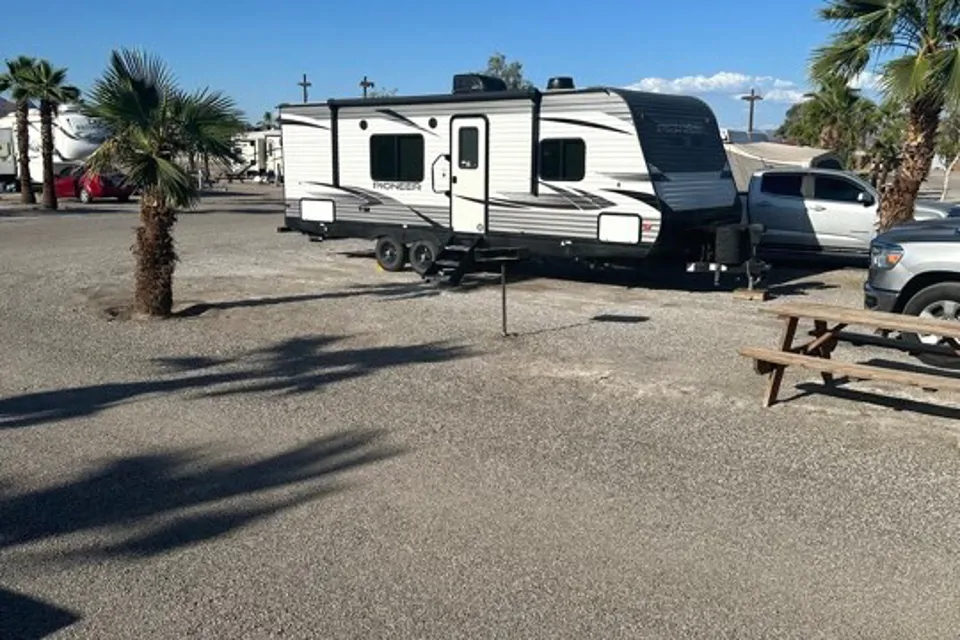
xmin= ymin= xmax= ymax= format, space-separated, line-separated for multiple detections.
xmin=501 ymin=262 xmax=508 ymax=337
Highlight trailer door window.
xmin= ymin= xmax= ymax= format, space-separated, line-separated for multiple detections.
xmin=370 ymin=134 xmax=424 ymax=182
xmin=458 ymin=127 xmax=480 ymax=169
xmin=539 ymin=138 xmax=585 ymax=181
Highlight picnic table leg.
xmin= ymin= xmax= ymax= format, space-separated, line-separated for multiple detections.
xmin=813 ymin=320 xmax=835 ymax=385
xmin=765 ymin=316 xmax=799 ymax=407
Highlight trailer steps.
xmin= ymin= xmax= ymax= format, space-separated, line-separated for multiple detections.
xmin=422 ymin=236 xmax=527 ymax=286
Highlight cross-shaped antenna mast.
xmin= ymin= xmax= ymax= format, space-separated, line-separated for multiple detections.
xmin=360 ymin=75 xmax=375 ymax=98
xmin=297 ymin=73 xmax=312 ymax=103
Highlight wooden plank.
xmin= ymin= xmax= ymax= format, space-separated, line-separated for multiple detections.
xmin=757 ymin=302 xmax=960 ymax=340
xmin=739 ymin=346 xmax=960 ymax=394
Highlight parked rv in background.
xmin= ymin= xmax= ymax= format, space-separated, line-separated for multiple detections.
xmin=229 ymin=130 xmax=282 ymax=181
xmin=0 ymin=103 xmax=107 ymax=191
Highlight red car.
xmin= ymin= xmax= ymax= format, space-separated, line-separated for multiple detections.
xmin=54 ymin=165 xmax=134 ymax=203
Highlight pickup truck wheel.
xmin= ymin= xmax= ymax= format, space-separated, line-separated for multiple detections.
xmin=902 ymin=282 xmax=960 ymax=369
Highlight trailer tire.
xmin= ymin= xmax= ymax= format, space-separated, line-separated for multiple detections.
xmin=374 ymin=236 xmax=406 ymax=272
xmin=409 ymin=238 xmax=439 ymax=275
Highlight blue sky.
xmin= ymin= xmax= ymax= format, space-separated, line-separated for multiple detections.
xmin=5 ymin=0 xmax=882 ymax=130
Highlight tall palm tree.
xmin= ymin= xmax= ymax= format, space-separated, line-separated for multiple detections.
xmin=82 ymin=48 xmax=243 ymax=317
xmin=811 ymin=0 xmax=960 ymax=231
xmin=0 ymin=56 xmax=38 ymax=204
xmin=29 ymin=59 xmax=80 ymax=210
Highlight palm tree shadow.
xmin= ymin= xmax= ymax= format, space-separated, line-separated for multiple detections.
xmin=0 ymin=587 xmax=81 ymax=639
xmin=173 ymin=282 xmax=440 ymax=317
xmin=0 ymin=335 xmax=469 ymax=429
xmin=0 ymin=428 xmax=404 ymax=559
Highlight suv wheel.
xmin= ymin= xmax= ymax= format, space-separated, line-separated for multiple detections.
xmin=902 ymin=282 xmax=960 ymax=369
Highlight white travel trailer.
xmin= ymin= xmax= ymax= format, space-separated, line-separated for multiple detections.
xmin=0 ymin=103 xmax=107 ymax=189
xmin=278 ymin=74 xmax=755 ymax=282
xmin=230 ymin=130 xmax=282 ymax=180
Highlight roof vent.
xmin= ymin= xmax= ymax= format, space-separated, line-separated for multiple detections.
xmin=452 ymin=73 xmax=507 ymax=94
xmin=546 ymin=76 xmax=575 ymax=91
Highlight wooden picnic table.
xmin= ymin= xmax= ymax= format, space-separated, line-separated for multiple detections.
xmin=739 ymin=301 xmax=960 ymax=407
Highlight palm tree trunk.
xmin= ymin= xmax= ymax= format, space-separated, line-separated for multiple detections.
xmin=39 ymin=100 xmax=57 ymax=210
xmin=941 ymin=154 xmax=960 ymax=201
xmin=203 ymin=152 xmax=210 ymax=179
xmin=879 ymin=98 xmax=943 ymax=231
xmin=133 ymin=188 xmax=177 ymax=317
xmin=15 ymin=101 xmax=35 ymax=205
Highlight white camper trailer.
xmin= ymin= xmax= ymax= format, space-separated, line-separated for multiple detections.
xmin=0 ymin=103 xmax=106 ymax=189
xmin=278 ymin=74 xmax=755 ymax=282
xmin=229 ymin=130 xmax=283 ymax=180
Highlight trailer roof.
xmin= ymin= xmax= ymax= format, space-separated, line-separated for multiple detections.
xmin=276 ymin=87 xmax=636 ymax=110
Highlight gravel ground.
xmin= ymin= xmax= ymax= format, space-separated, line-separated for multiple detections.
xmin=3 ymin=185 xmax=960 ymax=639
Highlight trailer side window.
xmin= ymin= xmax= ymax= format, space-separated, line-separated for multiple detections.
xmin=370 ymin=134 xmax=424 ymax=182
xmin=458 ymin=127 xmax=479 ymax=169
xmin=539 ymin=138 xmax=585 ymax=181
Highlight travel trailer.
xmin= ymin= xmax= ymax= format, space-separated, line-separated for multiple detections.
xmin=230 ymin=130 xmax=282 ymax=181
xmin=278 ymin=74 xmax=757 ymax=282
xmin=0 ymin=103 xmax=107 ymax=190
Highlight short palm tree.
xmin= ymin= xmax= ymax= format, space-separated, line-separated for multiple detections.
xmin=83 ymin=48 xmax=244 ymax=317
xmin=0 ymin=56 xmax=38 ymax=204
xmin=29 ymin=59 xmax=80 ymax=210
xmin=811 ymin=0 xmax=960 ymax=231
xmin=802 ymin=77 xmax=875 ymax=164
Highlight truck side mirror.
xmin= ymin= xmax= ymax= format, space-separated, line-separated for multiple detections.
xmin=857 ymin=192 xmax=874 ymax=206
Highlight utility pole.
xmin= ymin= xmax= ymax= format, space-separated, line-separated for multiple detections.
xmin=360 ymin=75 xmax=375 ymax=98
xmin=740 ymin=88 xmax=763 ymax=135
xmin=297 ymin=73 xmax=311 ymax=103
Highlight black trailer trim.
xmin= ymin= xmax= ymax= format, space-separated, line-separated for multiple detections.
xmin=283 ymin=217 xmax=655 ymax=262
xmin=530 ymin=93 xmax=542 ymax=196
xmin=330 ymin=104 xmax=340 ymax=186
xmin=540 ymin=116 xmax=632 ymax=135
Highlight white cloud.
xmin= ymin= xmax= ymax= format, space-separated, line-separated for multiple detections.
xmin=626 ymin=71 xmax=805 ymax=103
xmin=849 ymin=70 xmax=882 ymax=90
xmin=762 ymin=89 xmax=808 ymax=104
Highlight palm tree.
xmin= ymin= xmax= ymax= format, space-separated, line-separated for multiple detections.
xmin=28 ymin=60 xmax=80 ymax=210
xmin=82 ymin=48 xmax=243 ymax=317
xmin=800 ymin=77 xmax=877 ymax=165
xmin=0 ymin=56 xmax=38 ymax=204
xmin=811 ymin=0 xmax=960 ymax=231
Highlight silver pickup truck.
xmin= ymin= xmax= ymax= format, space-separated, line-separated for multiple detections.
xmin=744 ymin=167 xmax=960 ymax=262
xmin=865 ymin=218 xmax=960 ymax=368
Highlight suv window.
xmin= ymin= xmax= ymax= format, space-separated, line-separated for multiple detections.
xmin=760 ymin=173 xmax=803 ymax=198
xmin=814 ymin=176 xmax=864 ymax=203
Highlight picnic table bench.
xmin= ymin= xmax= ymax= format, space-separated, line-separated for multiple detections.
xmin=739 ymin=301 xmax=960 ymax=407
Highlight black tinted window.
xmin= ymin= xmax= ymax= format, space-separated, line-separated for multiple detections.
xmin=458 ymin=127 xmax=479 ymax=169
xmin=370 ymin=134 xmax=424 ymax=181
xmin=814 ymin=176 xmax=864 ymax=203
xmin=539 ymin=138 xmax=585 ymax=181
xmin=761 ymin=174 xmax=803 ymax=197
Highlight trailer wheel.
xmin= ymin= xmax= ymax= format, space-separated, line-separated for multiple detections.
xmin=374 ymin=236 xmax=406 ymax=272
xmin=409 ymin=238 xmax=439 ymax=275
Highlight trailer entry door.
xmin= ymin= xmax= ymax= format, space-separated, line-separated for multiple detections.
xmin=450 ymin=116 xmax=488 ymax=234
